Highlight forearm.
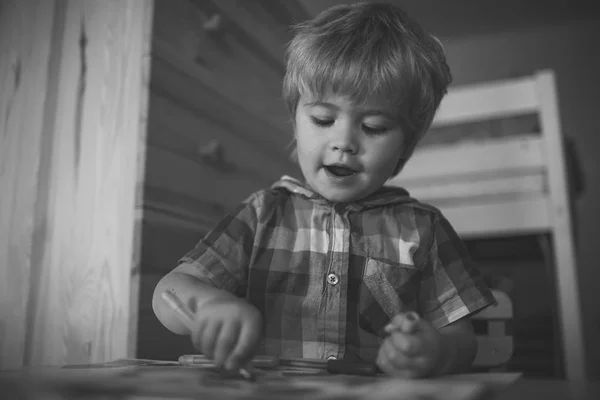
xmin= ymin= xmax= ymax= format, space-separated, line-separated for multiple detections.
xmin=152 ymin=264 xmax=237 ymax=335
xmin=434 ymin=319 xmax=477 ymax=376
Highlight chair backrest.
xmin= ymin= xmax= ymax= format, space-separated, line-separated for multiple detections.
xmin=472 ymin=289 xmax=514 ymax=369
xmin=387 ymin=70 xmax=563 ymax=239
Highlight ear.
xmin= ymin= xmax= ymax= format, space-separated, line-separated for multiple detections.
xmin=287 ymin=113 xmax=299 ymax=162
xmin=286 ymin=136 xmax=298 ymax=163
xmin=289 ymin=147 xmax=298 ymax=163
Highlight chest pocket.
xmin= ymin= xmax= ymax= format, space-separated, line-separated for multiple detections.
xmin=359 ymin=257 xmax=420 ymax=335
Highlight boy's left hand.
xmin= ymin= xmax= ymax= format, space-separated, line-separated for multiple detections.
xmin=376 ymin=311 xmax=442 ymax=378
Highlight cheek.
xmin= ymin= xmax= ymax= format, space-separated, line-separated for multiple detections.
xmin=368 ymin=140 xmax=404 ymax=174
xmin=295 ymin=120 xmax=321 ymax=157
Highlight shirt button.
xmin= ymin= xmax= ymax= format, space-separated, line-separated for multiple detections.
xmin=327 ymin=355 xmax=337 ymax=361
xmin=327 ymin=273 xmax=339 ymax=286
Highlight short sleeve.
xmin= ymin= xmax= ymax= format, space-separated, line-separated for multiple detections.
xmin=418 ymin=212 xmax=496 ymax=328
xmin=175 ymin=192 xmax=263 ymax=297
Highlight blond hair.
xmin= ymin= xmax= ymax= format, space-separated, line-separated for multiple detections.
xmin=282 ymin=2 xmax=452 ymax=171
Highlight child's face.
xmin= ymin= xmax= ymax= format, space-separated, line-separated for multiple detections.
xmin=294 ymin=92 xmax=405 ymax=203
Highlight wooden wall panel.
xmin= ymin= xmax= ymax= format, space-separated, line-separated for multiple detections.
xmin=205 ymin=0 xmax=291 ymax=67
xmin=147 ymin=94 xmax=288 ymax=185
xmin=0 ymin=0 xmax=57 ymax=370
xmin=144 ymin=146 xmax=265 ymax=211
xmin=128 ymin=1 xmax=155 ymax=361
xmin=151 ymin=0 xmax=296 ymax=162
xmin=150 ymin=56 xmax=295 ymax=169
xmin=0 ymin=0 xmax=153 ymax=367
xmin=153 ymin=0 xmax=290 ymax=132
xmin=141 ymin=218 xmax=207 ymax=274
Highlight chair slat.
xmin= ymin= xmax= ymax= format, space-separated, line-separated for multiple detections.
xmin=389 ymin=135 xmax=545 ymax=184
xmin=432 ymin=75 xmax=539 ymax=127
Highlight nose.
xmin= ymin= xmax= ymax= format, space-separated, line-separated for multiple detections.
xmin=329 ymin=123 xmax=358 ymax=155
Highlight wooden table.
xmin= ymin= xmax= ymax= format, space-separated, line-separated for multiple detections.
xmin=1 ymin=358 xmax=596 ymax=399
xmin=492 ymin=378 xmax=600 ymax=400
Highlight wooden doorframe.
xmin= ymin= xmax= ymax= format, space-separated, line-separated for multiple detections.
xmin=0 ymin=0 xmax=153 ymax=368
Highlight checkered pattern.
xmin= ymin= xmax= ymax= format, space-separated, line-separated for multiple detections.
xmin=179 ymin=176 xmax=495 ymax=363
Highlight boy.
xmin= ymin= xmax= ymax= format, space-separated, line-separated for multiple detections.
xmin=153 ymin=2 xmax=495 ymax=378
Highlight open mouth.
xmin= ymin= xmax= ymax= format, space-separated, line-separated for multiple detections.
xmin=324 ymin=165 xmax=357 ymax=177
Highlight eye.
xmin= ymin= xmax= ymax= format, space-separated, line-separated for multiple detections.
xmin=310 ymin=116 xmax=334 ymax=127
xmin=362 ymin=124 xmax=388 ymax=135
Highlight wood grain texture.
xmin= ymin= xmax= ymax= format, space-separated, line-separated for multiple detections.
xmin=150 ymin=47 xmax=294 ymax=168
xmin=144 ymin=146 xmax=265 ymax=212
xmin=144 ymin=185 xmax=224 ymax=232
xmin=204 ymin=0 xmax=290 ymax=68
xmin=0 ymin=0 xmax=57 ymax=370
xmin=128 ymin=0 xmax=154 ymax=360
xmin=147 ymin=93 xmax=288 ymax=186
xmin=152 ymin=0 xmax=295 ymax=160
xmin=0 ymin=0 xmax=152 ymax=367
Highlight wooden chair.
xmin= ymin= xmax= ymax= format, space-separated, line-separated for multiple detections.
xmin=472 ymin=289 xmax=514 ymax=371
xmin=387 ymin=70 xmax=585 ymax=380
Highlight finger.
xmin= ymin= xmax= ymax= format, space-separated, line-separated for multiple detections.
xmin=376 ymin=347 xmax=397 ymax=375
xmin=384 ymin=311 xmax=421 ymax=334
xmin=388 ymin=331 xmax=425 ymax=357
xmin=384 ymin=333 xmax=427 ymax=370
xmin=201 ymin=320 xmax=222 ymax=359
xmin=381 ymin=336 xmax=430 ymax=377
xmin=213 ymin=319 xmax=240 ymax=370
xmin=189 ymin=320 xmax=206 ymax=351
xmin=376 ymin=350 xmax=393 ymax=375
xmin=225 ymin=319 xmax=261 ymax=370
xmin=376 ymin=344 xmax=420 ymax=379
xmin=377 ymin=356 xmax=424 ymax=379
xmin=383 ymin=311 xmax=420 ymax=334
xmin=381 ymin=337 xmax=417 ymax=369
xmin=403 ymin=311 xmax=420 ymax=333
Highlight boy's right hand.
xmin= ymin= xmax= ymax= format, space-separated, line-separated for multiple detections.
xmin=188 ymin=296 xmax=262 ymax=372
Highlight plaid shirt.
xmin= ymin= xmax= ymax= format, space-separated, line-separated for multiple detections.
xmin=179 ymin=176 xmax=495 ymax=362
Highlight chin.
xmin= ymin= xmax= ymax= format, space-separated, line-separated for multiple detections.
xmin=319 ymin=189 xmax=363 ymax=203
xmin=322 ymin=194 xmax=354 ymax=203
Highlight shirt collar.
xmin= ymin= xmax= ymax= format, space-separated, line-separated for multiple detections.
xmin=271 ymin=175 xmax=416 ymax=212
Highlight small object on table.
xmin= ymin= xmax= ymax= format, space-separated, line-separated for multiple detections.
xmin=237 ymin=368 xmax=255 ymax=381
xmin=179 ymin=354 xmax=279 ymax=369
xmin=160 ymin=290 xmax=195 ymax=325
xmin=160 ymin=291 xmax=256 ymax=381
xmin=278 ymin=357 xmax=379 ymax=376
xmin=178 ymin=354 xmax=380 ymax=376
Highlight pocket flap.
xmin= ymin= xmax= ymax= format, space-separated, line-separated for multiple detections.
xmin=362 ymin=258 xmax=419 ymax=318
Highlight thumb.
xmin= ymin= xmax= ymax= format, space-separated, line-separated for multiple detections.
xmin=384 ymin=311 xmax=421 ymax=335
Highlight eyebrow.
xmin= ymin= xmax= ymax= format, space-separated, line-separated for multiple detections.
xmin=303 ymin=101 xmax=394 ymax=119
xmin=303 ymin=101 xmax=339 ymax=110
